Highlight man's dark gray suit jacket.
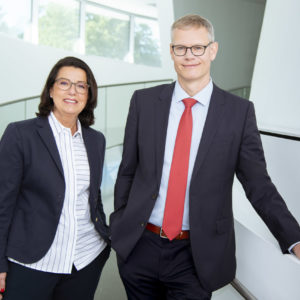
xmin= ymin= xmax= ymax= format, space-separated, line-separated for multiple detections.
xmin=0 ymin=117 xmax=110 ymax=273
xmin=110 ymin=82 xmax=300 ymax=291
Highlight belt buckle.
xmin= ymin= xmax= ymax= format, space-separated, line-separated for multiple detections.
xmin=159 ymin=227 xmax=168 ymax=239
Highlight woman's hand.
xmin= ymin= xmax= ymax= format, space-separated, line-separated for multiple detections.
xmin=0 ymin=272 xmax=6 ymax=300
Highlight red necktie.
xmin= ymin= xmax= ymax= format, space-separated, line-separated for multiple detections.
xmin=162 ymin=98 xmax=197 ymax=240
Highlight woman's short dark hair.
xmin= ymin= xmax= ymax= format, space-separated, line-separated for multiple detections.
xmin=37 ymin=56 xmax=98 ymax=127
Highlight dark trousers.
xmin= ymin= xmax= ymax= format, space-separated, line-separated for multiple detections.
xmin=118 ymin=230 xmax=211 ymax=300
xmin=4 ymin=245 xmax=110 ymax=300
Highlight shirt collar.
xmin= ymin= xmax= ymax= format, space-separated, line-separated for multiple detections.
xmin=173 ymin=79 xmax=213 ymax=106
xmin=49 ymin=111 xmax=82 ymax=138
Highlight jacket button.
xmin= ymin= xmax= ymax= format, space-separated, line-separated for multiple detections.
xmin=152 ymin=194 xmax=157 ymax=199
xmin=95 ymin=217 xmax=98 ymax=222
xmin=141 ymin=222 xmax=145 ymax=227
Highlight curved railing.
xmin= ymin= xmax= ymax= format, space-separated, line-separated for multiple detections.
xmin=0 ymin=79 xmax=173 ymax=143
xmin=229 ymin=86 xmax=251 ymax=99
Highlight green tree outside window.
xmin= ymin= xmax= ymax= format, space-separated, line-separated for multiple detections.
xmin=85 ymin=12 xmax=130 ymax=60
xmin=38 ymin=1 xmax=79 ymax=51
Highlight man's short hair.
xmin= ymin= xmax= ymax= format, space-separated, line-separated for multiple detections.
xmin=171 ymin=14 xmax=215 ymax=42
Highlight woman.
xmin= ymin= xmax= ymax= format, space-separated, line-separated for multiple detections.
xmin=0 ymin=56 xmax=110 ymax=300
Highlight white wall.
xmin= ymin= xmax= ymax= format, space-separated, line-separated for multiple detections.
xmin=173 ymin=0 xmax=265 ymax=91
xmin=233 ymin=0 xmax=300 ymax=298
xmin=0 ymin=0 xmax=175 ymax=104
xmin=233 ymin=135 xmax=300 ymax=299
xmin=250 ymin=0 xmax=300 ymax=137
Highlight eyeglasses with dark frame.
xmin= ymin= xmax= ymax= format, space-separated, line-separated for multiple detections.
xmin=54 ymin=78 xmax=90 ymax=94
xmin=172 ymin=42 xmax=214 ymax=56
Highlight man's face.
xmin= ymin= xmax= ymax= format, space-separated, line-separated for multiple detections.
xmin=170 ymin=26 xmax=218 ymax=88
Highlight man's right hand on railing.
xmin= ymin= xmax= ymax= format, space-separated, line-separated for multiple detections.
xmin=292 ymin=243 xmax=300 ymax=259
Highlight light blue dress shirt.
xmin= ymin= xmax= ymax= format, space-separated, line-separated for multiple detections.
xmin=149 ymin=80 xmax=213 ymax=230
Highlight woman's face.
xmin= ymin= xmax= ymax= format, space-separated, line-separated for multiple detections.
xmin=50 ymin=66 xmax=89 ymax=121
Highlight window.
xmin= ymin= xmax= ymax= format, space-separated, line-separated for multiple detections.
xmin=0 ymin=0 xmax=31 ymax=39
xmin=85 ymin=5 xmax=130 ymax=60
xmin=0 ymin=0 xmax=161 ymax=67
xmin=134 ymin=17 xmax=161 ymax=67
xmin=38 ymin=0 xmax=80 ymax=51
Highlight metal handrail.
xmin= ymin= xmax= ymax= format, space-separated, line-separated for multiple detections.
xmin=0 ymin=78 xmax=173 ymax=107
xmin=106 ymin=143 xmax=123 ymax=150
xmin=259 ymin=129 xmax=300 ymax=141
xmin=228 ymin=86 xmax=251 ymax=99
xmin=228 ymin=86 xmax=250 ymax=93
xmin=231 ymin=278 xmax=257 ymax=300
xmin=1 ymin=82 xmax=251 ymax=108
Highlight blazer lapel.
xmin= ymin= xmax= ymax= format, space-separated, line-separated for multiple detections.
xmin=36 ymin=117 xmax=64 ymax=176
xmin=154 ymin=82 xmax=175 ymax=187
xmin=191 ymin=84 xmax=226 ymax=179
xmin=82 ymin=127 xmax=99 ymax=199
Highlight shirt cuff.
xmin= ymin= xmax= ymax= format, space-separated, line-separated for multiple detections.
xmin=288 ymin=241 xmax=300 ymax=254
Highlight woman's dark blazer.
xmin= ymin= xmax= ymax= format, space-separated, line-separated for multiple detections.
xmin=0 ymin=116 xmax=110 ymax=273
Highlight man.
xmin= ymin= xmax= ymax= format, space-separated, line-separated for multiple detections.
xmin=110 ymin=14 xmax=300 ymax=299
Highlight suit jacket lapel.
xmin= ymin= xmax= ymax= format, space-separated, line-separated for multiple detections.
xmin=36 ymin=117 xmax=64 ymax=176
xmin=154 ymin=82 xmax=175 ymax=187
xmin=191 ymin=84 xmax=226 ymax=179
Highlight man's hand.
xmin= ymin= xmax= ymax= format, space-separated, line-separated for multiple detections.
xmin=292 ymin=243 xmax=300 ymax=259
xmin=0 ymin=272 xmax=6 ymax=300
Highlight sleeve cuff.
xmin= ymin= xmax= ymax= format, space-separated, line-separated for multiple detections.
xmin=288 ymin=241 xmax=300 ymax=254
